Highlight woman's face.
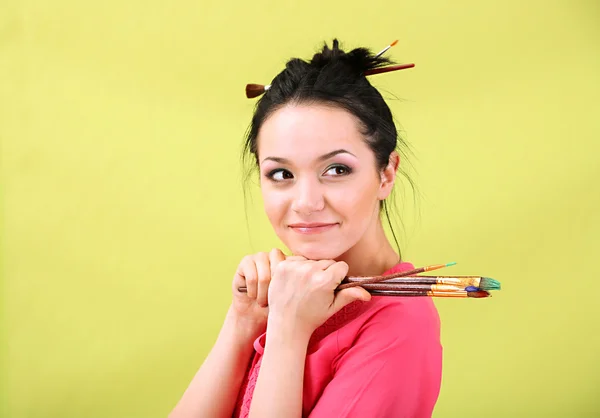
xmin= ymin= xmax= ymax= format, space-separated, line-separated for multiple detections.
xmin=257 ymin=103 xmax=394 ymax=260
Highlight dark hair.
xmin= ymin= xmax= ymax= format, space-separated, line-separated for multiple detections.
xmin=242 ymin=39 xmax=415 ymax=256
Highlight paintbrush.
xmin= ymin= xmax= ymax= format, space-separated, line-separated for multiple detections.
xmin=337 ymin=262 xmax=457 ymax=290
xmin=246 ymin=64 xmax=416 ymax=98
xmin=238 ymin=262 xmax=457 ymax=293
xmin=363 ymin=63 xmax=415 ymax=76
xmin=246 ymin=40 xmax=414 ymax=99
xmin=369 ymin=289 xmax=491 ymax=298
xmin=246 ymin=83 xmax=271 ymax=99
xmin=375 ymin=39 xmax=398 ymax=57
xmin=357 ymin=275 xmax=501 ymax=291
xmin=357 ymin=283 xmax=476 ymax=292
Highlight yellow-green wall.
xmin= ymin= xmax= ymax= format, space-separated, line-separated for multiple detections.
xmin=1 ymin=1 xmax=599 ymax=417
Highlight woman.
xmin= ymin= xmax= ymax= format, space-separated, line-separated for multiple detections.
xmin=170 ymin=39 xmax=442 ymax=418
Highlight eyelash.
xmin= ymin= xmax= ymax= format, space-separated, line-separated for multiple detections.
xmin=266 ymin=164 xmax=353 ymax=182
xmin=324 ymin=164 xmax=352 ymax=177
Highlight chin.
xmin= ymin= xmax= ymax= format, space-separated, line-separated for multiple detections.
xmin=288 ymin=241 xmax=350 ymax=261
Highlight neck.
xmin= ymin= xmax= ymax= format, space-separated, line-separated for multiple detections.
xmin=335 ymin=218 xmax=400 ymax=277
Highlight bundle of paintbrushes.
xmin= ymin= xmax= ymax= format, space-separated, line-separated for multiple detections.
xmin=237 ymin=262 xmax=501 ymax=298
xmin=337 ymin=262 xmax=501 ymax=298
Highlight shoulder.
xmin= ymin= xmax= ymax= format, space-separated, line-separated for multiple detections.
xmin=337 ymin=296 xmax=442 ymax=356
xmin=371 ymin=296 xmax=441 ymax=332
xmin=365 ymin=296 xmax=440 ymax=333
xmin=330 ymin=296 xmax=443 ymax=402
xmin=365 ymin=262 xmax=441 ymax=343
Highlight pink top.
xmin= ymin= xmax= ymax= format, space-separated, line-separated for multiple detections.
xmin=233 ymin=262 xmax=443 ymax=418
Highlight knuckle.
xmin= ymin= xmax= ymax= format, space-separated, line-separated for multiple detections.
xmin=242 ymin=255 xmax=256 ymax=267
xmin=274 ymin=261 xmax=287 ymax=277
xmin=309 ymin=262 xmax=326 ymax=275
xmin=337 ymin=261 xmax=349 ymax=273
xmin=310 ymin=261 xmax=325 ymax=271
xmin=302 ymin=264 xmax=316 ymax=278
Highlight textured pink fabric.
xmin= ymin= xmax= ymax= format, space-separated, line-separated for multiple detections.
xmin=232 ymin=262 xmax=443 ymax=418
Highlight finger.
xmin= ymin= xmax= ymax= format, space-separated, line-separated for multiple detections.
xmin=242 ymin=257 xmax=259 ymax=299
xmin=313 ymin=258 xmax=337 ymax=268
xmin=285 ymin=255 xmax=307 ymax=262
xmin=269 ymin=248 xmax=286 ymax=276
xmin=255 ymin=252 xmax=271 ymax=307
xmin=233 ymin=257 xmax=250 ymax=290
xmin=331 ymin=287 xmax=371 ymax=314
xmin=273 ymin=258 xmax=307 ymax=281
xmin=272 ymin=255 xmax=311 ymax=279
xmin=323 ymin=261 xmax=350 ymax=286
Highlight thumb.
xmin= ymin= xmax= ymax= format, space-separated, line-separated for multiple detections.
xmin=331 ymin=287 xmax=372 ymax=314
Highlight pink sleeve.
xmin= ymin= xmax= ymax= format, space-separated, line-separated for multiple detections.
xmin=308 ymin=303 xmax=443 ymax=418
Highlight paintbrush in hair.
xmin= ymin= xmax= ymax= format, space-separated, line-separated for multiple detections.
xmin=245 ymin=40 xmax=413 ymax=99
xmin=375 ymin=39 xmax=398 ymax=57
xmin=364 ymin=63 xmax=415 ymax=76
xmin=245 ymin=64 xmax=416 ymax=98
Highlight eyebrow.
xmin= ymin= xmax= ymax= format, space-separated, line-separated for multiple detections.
xmin=261 ymin=149 xmax=357 ymax=164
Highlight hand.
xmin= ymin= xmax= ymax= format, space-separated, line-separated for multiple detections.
xmin=267 ymin=256 xmax=371 ymax=338
xmin=230 ymin=249 xmax=287 ymax=334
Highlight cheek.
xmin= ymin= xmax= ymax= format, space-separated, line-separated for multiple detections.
xmin=261 ymin=187 xmax=288 ymax=225
xmin=328 ymin=177 xmax=380 ymax=219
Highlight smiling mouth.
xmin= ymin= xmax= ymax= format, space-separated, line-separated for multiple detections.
xmin=288 ymin=223 xmax=339 ymax=235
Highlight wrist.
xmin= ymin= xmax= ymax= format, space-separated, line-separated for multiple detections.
xmin=266 ymin=313 xmax=313 ymax=346
xmin=224 ymin=306 xmax=266 ymax=342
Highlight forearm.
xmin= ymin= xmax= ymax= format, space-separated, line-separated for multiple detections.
xmin=169 ymin=307 xmax=262 ymax=418
xmin=248 ymin=318 xmax=311 ymax=418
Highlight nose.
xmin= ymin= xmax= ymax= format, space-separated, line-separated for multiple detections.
xmin=290 ymin=177 xmax=325 ymax=215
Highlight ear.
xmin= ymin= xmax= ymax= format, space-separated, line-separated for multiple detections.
xmin=377 ymin=151 xmax=400 ymax=200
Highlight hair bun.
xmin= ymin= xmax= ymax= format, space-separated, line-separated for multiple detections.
xmin=310 ymin=39 xmax=393 ymax=75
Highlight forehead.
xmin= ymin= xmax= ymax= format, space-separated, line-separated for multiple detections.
xmin=257 ymin=103 xmax=367 ymax=157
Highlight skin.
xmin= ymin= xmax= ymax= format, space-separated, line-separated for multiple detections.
xmin=169 ymin=103 xmax=401 ymax=418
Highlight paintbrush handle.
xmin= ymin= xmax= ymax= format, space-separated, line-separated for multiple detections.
xmin=235 ymin=286 xmax=489 ymax=297
xmin=364 ymin=63 xmax=415 ymax=75
xmin=339 ymin=275 xmax=485 ymax=290
xmin=360 ymin=283 xmax=466 ymax=292
xmin=370 ymin=290 xmax=490 ymax=298
xmin=338 ymin=264 xmax=446 ymax=290
xmin=338 ymin=264 xmax=451 ymax=290
xmin=236 ymin=268 xmax=431 ymax=293
xmin=238 ymin=276 xmax=488 ymax=293
xmin=237 ymin=264 xmax=460 ymax=293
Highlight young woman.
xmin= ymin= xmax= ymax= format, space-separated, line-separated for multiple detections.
xmin=170 ymin=39 xmax=442 ymax=418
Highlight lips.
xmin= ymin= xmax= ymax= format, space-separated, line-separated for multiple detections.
xmin=288 ymin=222 xmax=338 ymax=235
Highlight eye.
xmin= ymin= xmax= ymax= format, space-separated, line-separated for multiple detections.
xmin=324 ymin=164 xmax=352 ymax=177
xmin=268 ymin=169 xmax=294 ymax=181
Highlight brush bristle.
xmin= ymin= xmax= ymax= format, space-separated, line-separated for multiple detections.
xmin=391 ymin=39 xmax=398 ymax=46
xmin=245 ymin=84 xmax=266 ymax=99
xmin=468 ymin=290 xmax=491 ymax=298
xmin=479 ymin=277 xmax=501 ymax=291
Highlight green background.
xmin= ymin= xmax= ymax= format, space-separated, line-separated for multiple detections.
xmin=1 ymin=0 xmax=599 ymax=417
